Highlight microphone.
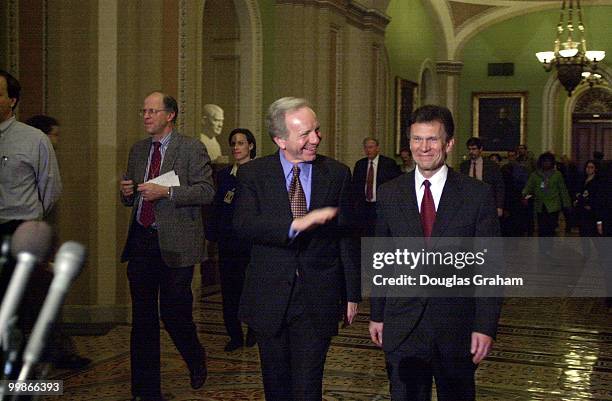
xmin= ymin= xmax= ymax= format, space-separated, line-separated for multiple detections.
xmin=0 ymin=236 xmax=10 ymax=276
xmin=0 ymin=222 xmax=52 ymax=343
xmin=18 ymin=241 xmax=86 ymax=381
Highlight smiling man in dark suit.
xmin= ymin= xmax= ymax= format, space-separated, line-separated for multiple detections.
xmin=369 ymin=105 xmax=501 ymax=401
xmin=120 ymin=91 xmax=214 ymax=401
xmin=233 ymin=97 xmax=361 ymax=401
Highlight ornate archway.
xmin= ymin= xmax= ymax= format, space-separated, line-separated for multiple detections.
xmin=178 ymin=0 xmax=263 ymax=153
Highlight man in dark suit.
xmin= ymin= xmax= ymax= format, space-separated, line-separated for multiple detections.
xmin=369 ymin=105 xmax=502 ymax=401
xmin=352 ymin=137 xmax=401 ymax=235
xmin=460 ymin=137 xmax=505 ymax=217
xmin=119 ymin=91 xmax=214 ymax=401
xmin=233 ymin=97 xmax=361 ymax=400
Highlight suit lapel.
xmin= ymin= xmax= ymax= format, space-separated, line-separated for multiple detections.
xmin=431 ymin=168 xmax=462 ymax=238
xmin=134 ymin=140 xmax=151 ymax=184
xmin=397 ymin=172 xmax=424 ymax=236
xmin=160 ymin=132 xmax=179 ymax=175
xmin=310 ymin=158 xmax=330 ymax=211
xmin=267 ymin=152 xmax=293 ymax=219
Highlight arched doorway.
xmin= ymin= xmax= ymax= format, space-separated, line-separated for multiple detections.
xmin=179 ymin=0 xmax=262 ymax=154
xmin=571 ymin=87 xmax=612 ymax=169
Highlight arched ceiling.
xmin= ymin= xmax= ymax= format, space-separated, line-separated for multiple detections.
xmin=411 ymin=0 xmax=612 ymax=59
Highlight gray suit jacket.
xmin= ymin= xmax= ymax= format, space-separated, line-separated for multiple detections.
xmin=121 ymin=131 xmax=214 ymax=267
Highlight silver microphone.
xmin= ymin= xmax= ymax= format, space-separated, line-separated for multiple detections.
xmin=18 ymin=241 xmax=86 ymax=381
xmin=0 ymin=222 xmax=52 ymax=343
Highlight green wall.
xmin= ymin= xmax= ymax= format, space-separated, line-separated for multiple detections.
xmin=257 ymin=0 xmax=277 ymax=156
xmin=457 ymin=6 xmax=612 ymax=160
xmin=386 ymin=0 xmax=441 ymax=82
xmin=385 ymin=0 xmax=442 ymax=161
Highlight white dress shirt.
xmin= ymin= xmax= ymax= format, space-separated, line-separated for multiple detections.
xmin=415 ymin=164 xmax=448 ymax=212
xmin=365 ymin=154 xmax=380 ymax=202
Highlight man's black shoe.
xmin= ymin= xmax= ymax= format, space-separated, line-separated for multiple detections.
xmin=190 ymin=359 xmax=208 ymax=389
xmin=245 ymin=329 xmax=257 ymax=347
xmin=223 ymin=340 xmax=243 ymax=352
xmin=54 ymin=354 xmax=92 ymax=370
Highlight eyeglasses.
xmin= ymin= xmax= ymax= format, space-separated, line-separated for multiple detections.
xmin=138 ymin=108 xmax=169 ymax=117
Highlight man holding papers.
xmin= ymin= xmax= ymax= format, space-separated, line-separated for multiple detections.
xmin=119 ymin=91 xmax=215 ymax=401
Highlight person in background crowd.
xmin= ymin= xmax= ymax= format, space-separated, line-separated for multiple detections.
xmin=555 ymin=155 xmax=580 ymax=233
xmin=516 ymin=144 xmax=536 ymax=174
xmin=352 ymin=137 xmax=401 ymax=236
xmin=574 ymin=160 xmax=602 ymax=238
xmin=516 ymin=144 xmax=536 ymax=235
xmin=399 ymin=147 xmax=415 ymax=173
xmin=500 ymin=150 xmax=528 ymax=236
xmin=460 ymin=137 xmax=505 ymax=217
xmin=590 ymin=159 xmax=612 ymax=307
xmin=489 ymin=153 xmax=502 ymax=165
xmin=522 ymin=152 xmax=571 ymax=253
xmin=24 ymin=114 xmax=91 ymax=370
xmin=206 ymin=128 xmax=257 ymax=352
xmin=25 ymin=115 xmax=60 ymax=147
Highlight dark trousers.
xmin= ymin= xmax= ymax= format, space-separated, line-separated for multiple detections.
xmin=357 ymin=201 xmax=377 ymax=236
xmin=218 ymin=245 xmax=249 ymax=343
xmin=537 ymin=209 xmax=559 ymax=237
xmin=256 ymin=276 xmax=332 ymax=401
xmin=127 ymin=224 xmax=204 ymax=398
xmin=385 ymin=316 xmax=476 ymax=401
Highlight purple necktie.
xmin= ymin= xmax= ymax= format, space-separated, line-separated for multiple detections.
xmin=139 ymin=142 xmax=161 ymax=227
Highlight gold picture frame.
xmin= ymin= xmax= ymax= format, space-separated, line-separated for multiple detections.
xmin=395 ymin=77 xmax=418 ymax=154
xmin=472 ymin=92 xmax=527 ymax=152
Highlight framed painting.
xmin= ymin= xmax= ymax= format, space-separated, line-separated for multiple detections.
xmin=472 ymin=92 xmax=527 ymax=152
xmin=395 ymin=77 xmax=418 ymax=154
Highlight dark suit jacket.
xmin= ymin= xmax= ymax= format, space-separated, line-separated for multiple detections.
xmin=460 ymin=158 xmax=505 ymax=210
xmin=233 ymin=153 xmax=361 ymax=338
xmin=352 ymin=154 xmax=401 ymax=204
xmin=121 ymin=131 xmax=215 ymax=267
xmin=371 ymin=168 xmax=502 ymax=353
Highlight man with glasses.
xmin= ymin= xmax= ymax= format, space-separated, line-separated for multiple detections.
xmin=119 ymin=91 xmax=214 ymax=401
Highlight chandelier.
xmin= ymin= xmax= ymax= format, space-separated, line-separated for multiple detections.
xmin=535 ymin=0 xmax=605 ymax=96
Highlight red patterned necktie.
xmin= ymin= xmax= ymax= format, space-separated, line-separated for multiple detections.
xmin=289 ymin=165 xmax=307 ymax=219
xmin=139 ymin=142 xmax=162 ymax=227
xmin=420 ymin=180 xmax=436 ymax=238
xmin=366 ymin=160 xmax=374 ymax=201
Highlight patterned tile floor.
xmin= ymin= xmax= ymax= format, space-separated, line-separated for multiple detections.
xmin=44 ymin=294 xmax=611 ymax=400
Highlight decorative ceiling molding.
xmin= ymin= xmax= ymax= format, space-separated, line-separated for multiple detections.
xmin=574 ymin=87 xmax=612 ymax=113
xmin=276 ymin=0 xmax=391 ymax=34
xmin=424 ymin=0 xmax=612 ymax=61
xmin=448 ymin=1 xmax=497 ymax=33
xmin=436 ymin=60 xmax=464 ymax=75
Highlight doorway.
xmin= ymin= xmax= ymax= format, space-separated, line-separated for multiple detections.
xmin=571 ymin=117 xmax=612 ymax=169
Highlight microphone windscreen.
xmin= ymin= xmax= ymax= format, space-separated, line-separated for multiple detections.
xmin=11 ymin=221 xmax=52 ymax=260
xmin=53 ymin=241 xmax=87 ymax=277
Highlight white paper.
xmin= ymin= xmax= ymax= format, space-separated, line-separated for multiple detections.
xmin=147 ymin=170 xmax=180 ymax=186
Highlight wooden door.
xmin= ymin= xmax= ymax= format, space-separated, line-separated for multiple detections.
xmin=571 ymin=120 xmax=612 ymax=169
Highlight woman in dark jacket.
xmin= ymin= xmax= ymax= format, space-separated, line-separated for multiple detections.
xmin=574 ymin=160 xmax=602 ymax=237
xmin=206 ymin=128 xmax=256 ymax=352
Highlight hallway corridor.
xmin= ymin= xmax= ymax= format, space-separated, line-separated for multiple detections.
xmin=43 ymin=292 xmax=611 ymax=400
